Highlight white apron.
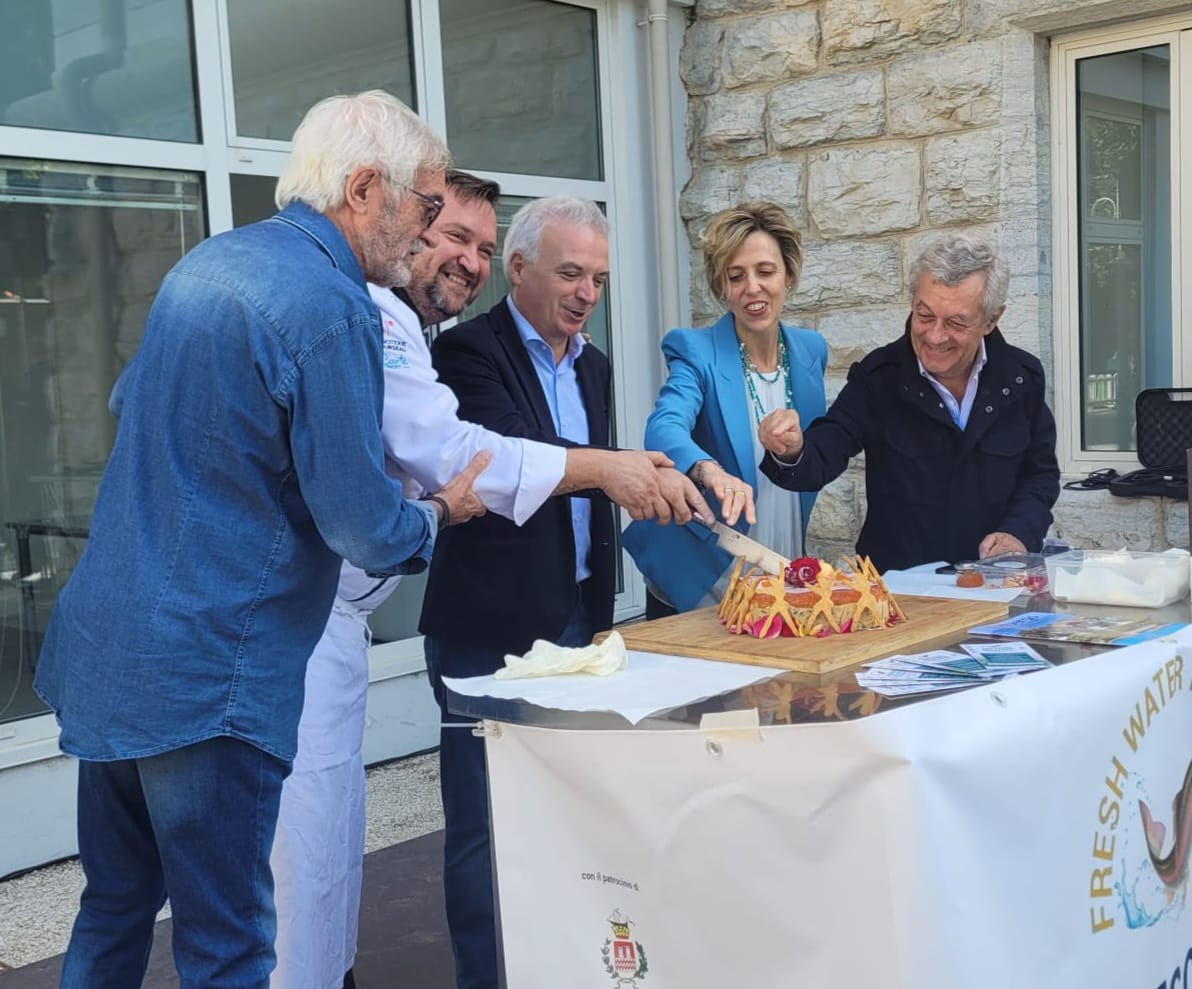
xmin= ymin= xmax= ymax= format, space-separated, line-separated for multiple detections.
xmin=267 ymin=287 xmax=565 ymax=987
xmin=270 ymin=595 xmax=375 ymax=989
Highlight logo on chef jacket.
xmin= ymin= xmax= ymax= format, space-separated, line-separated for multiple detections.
xmin=382 ymin=318 xmax=409 ymax=370
xmin=600 ymin=908 xmax=648 ymax=985
xmin=1084 ymin=649 xmax=1191 ymax=954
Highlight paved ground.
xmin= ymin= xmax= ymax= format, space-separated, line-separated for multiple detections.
xmin=0 ymin=752 xmax=446 ymax=973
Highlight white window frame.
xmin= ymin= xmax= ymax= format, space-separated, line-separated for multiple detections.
xmin=1051 ymin=16 xmax=1190 ymax=474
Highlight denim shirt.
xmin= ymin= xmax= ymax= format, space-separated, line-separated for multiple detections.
xmin=34 ymin=203 xmax=435 ymax=764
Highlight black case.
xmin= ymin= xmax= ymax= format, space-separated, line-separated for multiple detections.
xmin=1108 ymin=387 xmax=1192 ymax=500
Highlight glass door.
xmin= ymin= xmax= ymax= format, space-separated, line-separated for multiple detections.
xmin=1076 ymin=46 xmax=1172 ymax=452
xmin=0 ymin=160 xmax=204 ymax=726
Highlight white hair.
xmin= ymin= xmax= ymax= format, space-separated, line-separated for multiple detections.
xmin=275 ymin=90 xmax=451 ymax=212
xmin=910 ymin=234 xmax=1010 ymax=322
xmin=502 ymin=196 xmax=608 ymax=280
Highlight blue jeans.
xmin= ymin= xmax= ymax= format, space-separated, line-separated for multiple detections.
xmin=424 ymin=599 xmax=593 ymax=989
xmin=60 ymin=736 xmax=288 ymax=989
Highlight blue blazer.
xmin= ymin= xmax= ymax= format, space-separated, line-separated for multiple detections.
xmin=622 ymin=313 xmax=828 ymax=611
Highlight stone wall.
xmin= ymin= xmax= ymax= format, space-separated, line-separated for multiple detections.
xmin=680 ymin=0 xmax=1189 ymax=559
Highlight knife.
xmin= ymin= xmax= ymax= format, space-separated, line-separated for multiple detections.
xmin=692 ymin=516 xmax=789 ymax=576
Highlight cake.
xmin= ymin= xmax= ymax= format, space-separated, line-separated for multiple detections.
xmin=718 ymin=555 xmax=905 ymax=639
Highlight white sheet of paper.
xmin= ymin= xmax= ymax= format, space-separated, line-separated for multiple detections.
xmin=442 ymin=649 xmax=778 ymax=725
xmin=881 ymin=562 xmax=1023 ymax=602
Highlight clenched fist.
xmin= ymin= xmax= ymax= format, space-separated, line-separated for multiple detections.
xmin=758 ymin=408 xmax=804 ymax=462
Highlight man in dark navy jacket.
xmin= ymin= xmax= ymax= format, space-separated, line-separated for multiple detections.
xmin=758 ymin=234 xmax=1060 ymax=572
xmin=420 ymin=195 xmax=706 ymax=989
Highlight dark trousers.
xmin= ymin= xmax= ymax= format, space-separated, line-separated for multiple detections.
xmin=61 ymin=736 xmax=288 ymax=989
xmin=645 ymin=589 xmax=679 ymax=621
xmin=424 ymin=599 xmax=593 ymax=989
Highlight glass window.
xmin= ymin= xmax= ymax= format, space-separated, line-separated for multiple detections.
xmin=0 ymin=159 xmax=204 ymax=724
xmin=0 ymin=1 xmax=198 ymax=142
xmin=440 ymin=0 xmax=603 ymax=180
xmin=225 ymin=0 xmax=416 ymax=142
xmin=230 ymin=173 xmax=278 ymax=227
xmin=1076 ymin=46 xmax=1172 ymax=452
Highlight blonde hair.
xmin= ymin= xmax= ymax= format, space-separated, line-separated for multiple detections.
xmin=275 ymin=90 xmax=451 ymax=212
xmin=702 ymin=202 xmax=804 ymax=300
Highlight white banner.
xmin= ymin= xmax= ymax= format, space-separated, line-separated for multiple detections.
xmin=486 ymin=638 xmax=1192 ymax=988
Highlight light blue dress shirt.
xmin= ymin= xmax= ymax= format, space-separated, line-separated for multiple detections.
xmin=918 ymin=338 xmax=989 ymax=429
xmin=507 ymin=297 xmax=592 ymax=583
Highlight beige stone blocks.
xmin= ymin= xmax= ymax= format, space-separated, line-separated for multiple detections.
xmin=887 ymin=42 xmax=1004 ymax=136
xmin=698 ymin=90 xmax=768 ymax=160
xmin=925 ymin=130 xmax=1002 ymax=224
xmin=822 ymin=0 xmax=962 ymax=63
xmin=797 ymin=239 xmax=903 ymax=308
xmin=722 ymin=11 xmax=819 ymax=88
xmin=770 ymin=69 xmax=885 ymax=148
xmin=808 ymin=144 xmax=922 ymax=237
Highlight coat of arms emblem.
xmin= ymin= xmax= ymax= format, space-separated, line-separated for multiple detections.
xmin=601 ymin=908 xmax=648 ymax=986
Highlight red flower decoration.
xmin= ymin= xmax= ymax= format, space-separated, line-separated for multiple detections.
xmin=785 ymin=556 xmax=821 ymax=587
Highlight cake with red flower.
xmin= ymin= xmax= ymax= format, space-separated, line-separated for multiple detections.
xmin=717 ymin=554 xmax=906 ymax=639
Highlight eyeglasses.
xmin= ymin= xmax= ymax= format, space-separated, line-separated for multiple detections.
xmin=404 ymin=186 xmax=445 ymax=230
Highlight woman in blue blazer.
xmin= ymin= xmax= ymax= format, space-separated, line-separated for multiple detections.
xmin=623 ymin=203 xmax=827 ymax=617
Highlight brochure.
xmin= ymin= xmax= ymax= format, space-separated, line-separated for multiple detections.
xmin=856 ymin=645 xmax=1050 ymax=697
xmin=967 ymin=611 xmax=1188 ymax=646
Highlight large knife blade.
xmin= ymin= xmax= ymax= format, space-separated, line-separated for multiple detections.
xmin=696 ymin=518 xmax=789 ymax=575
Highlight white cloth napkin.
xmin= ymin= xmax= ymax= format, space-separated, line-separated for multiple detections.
xmin=445 ymin=649 xmax=777 ymax=724
xmin=494 ymin=630 xmax=629 ymax=680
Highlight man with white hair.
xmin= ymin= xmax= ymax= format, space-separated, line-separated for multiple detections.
xmin=758 ymin=233 xmax=1060 ymax=571
xmin=33 ymin=90 xmax=490 ymax=988
xmin=420 ymin=195 xmax=646 ymax=989
xmin=271 ymin=174 xmax=711 ymax=989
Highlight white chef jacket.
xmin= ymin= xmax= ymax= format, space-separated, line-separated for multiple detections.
xmin=274 ymin=289 xmax=569 ymax=989
xmin=332 ymin=286 xmax=567 ymax=610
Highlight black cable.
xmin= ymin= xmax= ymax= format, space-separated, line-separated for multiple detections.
xmin=1062 ymin=468 xmax=1119 ymax=491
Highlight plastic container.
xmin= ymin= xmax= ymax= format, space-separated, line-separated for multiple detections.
xmin=1046 ymin=549 xmax=1191 ymax=608
xmin=959 ymin=553 xmax=1049 ymax=594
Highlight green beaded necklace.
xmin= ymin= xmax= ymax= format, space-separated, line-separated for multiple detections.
xmin=739 ymin=336 xmax=794 ymax=425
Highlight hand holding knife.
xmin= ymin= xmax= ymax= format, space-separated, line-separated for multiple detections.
xmin=691 ymin=513 xmax=789 ymax=576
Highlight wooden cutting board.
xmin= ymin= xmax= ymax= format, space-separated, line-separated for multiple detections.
xmin=610 ymin=596 xmax=1010 ymax=674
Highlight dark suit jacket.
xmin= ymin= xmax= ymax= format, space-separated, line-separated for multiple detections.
xmin=419 ymin=298 xmax=616 ymax=660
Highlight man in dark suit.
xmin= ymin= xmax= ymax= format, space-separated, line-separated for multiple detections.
xmin=757 ymin=234 xmax=1060 ymax=571
xmin=420 ymin=196 xmax=637 ymax=989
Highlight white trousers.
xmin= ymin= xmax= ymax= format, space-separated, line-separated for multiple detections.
xmin=271 ymin=602 xmax=371 ymax=989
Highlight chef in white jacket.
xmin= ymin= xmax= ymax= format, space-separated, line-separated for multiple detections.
xmin=270 ymin=171 xmax=709 ymax=989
